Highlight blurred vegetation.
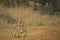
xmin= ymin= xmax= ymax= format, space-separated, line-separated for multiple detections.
xmin=0 ymin=0 xmax=42 ymax=8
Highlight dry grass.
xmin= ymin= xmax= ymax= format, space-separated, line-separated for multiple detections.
xmin=0 ymin=6 xmax=60 ymax=40
xmin=4 ymin=6 xmax=60 ymax=26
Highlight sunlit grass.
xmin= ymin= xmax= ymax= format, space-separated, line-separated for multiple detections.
xmin=0 ymin=6 xmax=60 ymax=27
xmin=0 ymin=6 xmax=60 ymax=40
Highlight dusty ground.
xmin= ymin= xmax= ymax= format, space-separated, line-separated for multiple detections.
xmin=0 ymin=26 xmax=60 ymax=40
xmin=0 ymin=6 xmax=60 ymax=40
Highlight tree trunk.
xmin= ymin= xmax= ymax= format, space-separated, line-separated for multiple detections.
xmin=14 ymin=0 xmax=17 ymax=8
xmin=8 ymin=0 xmax=12 ymax=8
